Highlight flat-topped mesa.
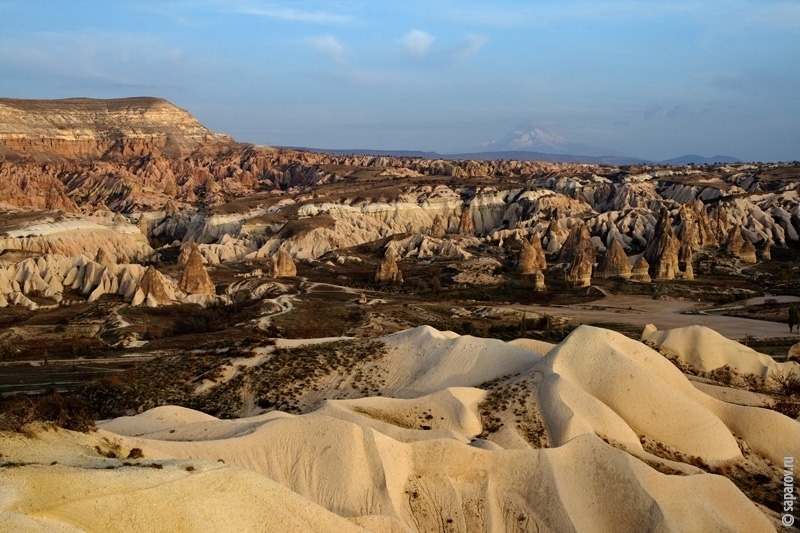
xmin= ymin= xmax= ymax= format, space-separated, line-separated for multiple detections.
xmin=0 ymin=97 xmax=232 ymax=161
xmin=596 ymin=238 xmax=632 ymax=279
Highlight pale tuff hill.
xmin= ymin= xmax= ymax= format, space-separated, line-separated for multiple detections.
xmin=2 ymin=324 xmax=797 ymax=532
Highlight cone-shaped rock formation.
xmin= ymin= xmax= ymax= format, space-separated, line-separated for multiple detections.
xmin=596 ymin=238 xmax=632 ymax=279
xmin=376 ymin=246 xmax=403 ymax=284
xmin=179 ymin=244 xmax=215 ymax=294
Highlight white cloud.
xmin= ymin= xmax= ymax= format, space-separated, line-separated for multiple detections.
xmin=235 ymin=6 xmax=350 ymax=24
xmin=308 ymin=35 xmax=345 ymax=60
xmin=401 ymin=29 xmax=435 ymax=58
xmin=454 ymin=34 xmax=488 ymax=59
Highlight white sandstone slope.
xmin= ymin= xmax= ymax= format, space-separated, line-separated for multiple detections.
xmin=0 ymin=429 xmax=373 ymax=533
xmin=3 ymin=324 xmax=798 ymax=532
xmin=642 ymin=324 xmax=800 ymax=378
xmin=378 ymin=326 xmax=542 ymax=396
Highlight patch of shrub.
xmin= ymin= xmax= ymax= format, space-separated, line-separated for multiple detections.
xmin=0 ymin=392 xmax=96 ymax=433
xmin=127 ymin=448 xmax=144 ymax=459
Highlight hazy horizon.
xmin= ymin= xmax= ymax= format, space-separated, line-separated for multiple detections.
xmin=1 ymin=1 xmax=799 ymax=162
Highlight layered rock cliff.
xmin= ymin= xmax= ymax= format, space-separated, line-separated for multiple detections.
xmin=0 ymin=97 xmax=230 ymax=161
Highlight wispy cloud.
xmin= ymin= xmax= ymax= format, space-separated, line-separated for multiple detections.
xmin=236 ymin=6 xmax=350 ymax=23
xmin=207 ymin=1 xmax=352 ymax=24
xmin=401 ymin=29 xmax=435 ymax=58
xmin=0 ymin=30 xmax=221 ymax=92
xmin=308 ymin=35 xmax=345 ymax=62
xmin=443 ymin=1 xmax=698 ymax=28
xmin=666 ymin=104 xmax=694 ymax=119
xmin=453 ymin=34 xmax=488 ymax=59
xmin=644 ymin=104 xmax=663 ymax=120
xmin=400 ymin=30 xmax=487 ymax=64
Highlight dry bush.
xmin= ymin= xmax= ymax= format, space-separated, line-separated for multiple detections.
xmin=0 ymin=392 xmax=95 ymax=433
xmin=771 ymin=369 xmax=800 ymax=397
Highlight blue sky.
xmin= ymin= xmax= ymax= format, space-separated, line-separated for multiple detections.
xmin=1 ymin=1 xmax=799 ymax=161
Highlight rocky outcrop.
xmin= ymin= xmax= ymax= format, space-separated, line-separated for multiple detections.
xmin=761 ymin=243 xmax=771 ymax=261
xmin=557 ymin=223 xmax=595 ymax=265
xmin=596 ymin=238 xmax=632 ymax=279
xmin=387 ymin=234 xmax=472 ymax=261
xmin=645 ymin=208 xmax=680 ymax=280
xmin=458 ymin=207 xmax=474 ymax=235
xmin=739 ymin=240 xmax=757 ymax=264
xmin=0 ymin=253 xmax=159 ymax=305
xmin=178 ymin=244 xmax=215 ymax=294
xmin=131 ymin=266 xmax=175 ymax=307
xmin=430 ymin=214 xmax=446 ymax=238
xmin=682 ymin=248 xmax=695 ymax=281
xmin=565 ymin=248 xmax=593 ymax=288
xmin=0 ymin=97 xmax=231 ymax=161
xmin=711 ymin=206 xmax=732 ymax=244
xmin=677 ymin=200 xmax=716 ymax=252
xmin=543 ymin=218 xmax=568 ymax=254
xmin=725 ymin=224 xmax=746 ymax=256
xmin=518 ymin=235 xmax=546 ymax=274
xmin=376 ymin=247 xmax=403 ymax=284
xmin=2 ymin=96 xmax=800 ymax=278
xmin=270 ymin=248 xmax=297 ymax=278
xmin=534 ymin=270 xmax=546 ymax=291
xmin=631 ymin=256 xmax=651 ymax=282
xmin=0 ymin=216 xmax=153 ymax=264
xmin=94 ymin=248 xmax=115 ymax=267
xmin=789 ymin=342 xmax=800 ymax=363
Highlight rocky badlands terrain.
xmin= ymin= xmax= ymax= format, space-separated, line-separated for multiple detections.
xmin=1 ymin=98 xmax=799 ymax=532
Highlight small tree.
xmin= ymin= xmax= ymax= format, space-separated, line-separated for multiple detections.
xmin=772 ymin=369 xmax=800 ymax=397
xmin=789 ymin=305 xmax=799 ymax=333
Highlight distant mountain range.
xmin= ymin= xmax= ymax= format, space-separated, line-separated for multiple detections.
xmin=659 ymin=154 xmax=742 ymax=165
xmin=476 ymin=128 xmax=628 ymax=159
xmin=291 ymin=127 xmax=742 ymax=166
xmin=293 ymin=147 xmax=741 ymax=166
